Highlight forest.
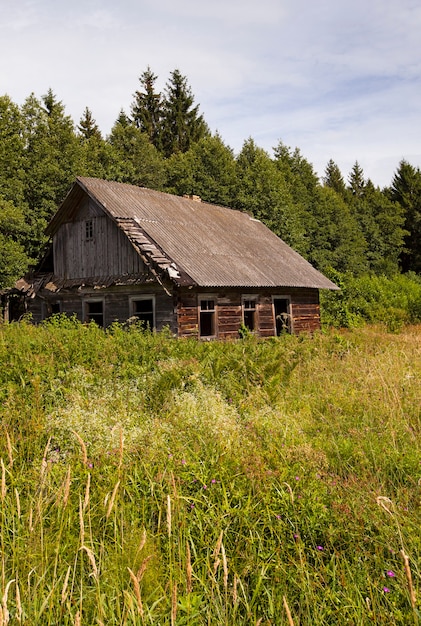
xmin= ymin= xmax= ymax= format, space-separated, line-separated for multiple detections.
xmin=1 ymin=67 xmax=420 ymax=312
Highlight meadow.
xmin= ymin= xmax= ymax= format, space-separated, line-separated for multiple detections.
xmin=0 ymin=317 xmax=420 ymax=625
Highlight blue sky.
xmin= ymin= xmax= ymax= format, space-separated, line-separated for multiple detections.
xmin=1 ymin=0 xmax=420 ymax=187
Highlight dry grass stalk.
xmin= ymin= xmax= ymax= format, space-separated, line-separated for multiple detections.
xmin=376 ymin=496 xmax=394 ymax=516
xmin=283 ymin=482 xmax=294 ymax=504
xmin=74 ymin=610 xmax=81 ymax=626
xmin=221 ymin=541 xmax=228 ymax=591
xmin=127 ymin=567 xmax=143 ymax=616
xmin=138 ymin=528 xmax=147 ymax=554
xmin=1 ymin=459 xmax=6 ymax=501
xmin=255 ymin=619 xmax=263 ymax=626
xmin=233 ymin=574 xmax=238 ymax=605
xmin=5 ymin=431 xmax=13 ymax=467
xmin=171 ymin=582 xmax=177 ymax=626
xmin=2 ymin=579 xmax=15 ymax=625
xmin=283 ymin=595 xmax=295 ymax=626
xmin=80 ymin=546 xmax=99 ymax=581
xmin=186 ymin=541 xmax=192 ymax=594
xmin=83 ymin=473 xmax=91 ymax=512
xmin=40 ymin=437 xmax=52 ymax=482
xmin=106 ymin=480 xmax=120 ymax=519
xmin=28 ymin=507 xmax=33 ymax=533
xmin=15 ymin=579 xmax=22 ymax=623
xmin=79 ymin=497 xmax=85 ymax=545
xmin=400 ymin=549 xmax=417 ymax=609
xmin=167 ymin=494 xmax=172 ymax=537
xmin=136 ymin=555 xmax=152 ymax=581
xmin=61 ymin=565 xmax=72 ymax=604
xmin=62 ymin=466 xmax=71 ymax=507
xmin=72 ymin=431 xmax=88 ymax=466
xmin=213 ymin=530 xmax=224 ymax=576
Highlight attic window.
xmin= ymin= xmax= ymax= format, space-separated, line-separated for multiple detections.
xmin=85 ymin=220 xmax=94 ymax=241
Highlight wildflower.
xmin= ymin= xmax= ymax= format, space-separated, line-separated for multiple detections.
xmin=181 ymin=459 xmax=186 ymax=465
xmin=203 ymin=484 xmax=207 ymax=489
xmin=386 ymin=570 xmax=395 ymax=578
xmin=211 ymin=479 xmax=217 ymax=484
xmin=295 ymin=476 xmax=300 ymax=481
xmin=276 ymin=514 xmax=281 ymax=519
xmin=316 ymin=545 xmax=324 ymax=551
xmin=383 ymin=586 xmax=390 ymax=593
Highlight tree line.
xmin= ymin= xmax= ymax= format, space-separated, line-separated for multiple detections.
xmin=1 ymin=67 xmax=420 ymax=290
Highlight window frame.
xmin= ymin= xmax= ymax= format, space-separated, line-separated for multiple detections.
xmin=129 ymin=295 xmax=156 ymax=329
xmin=83 ymin=298 xmax=105 ymax=327
xmin=85 ymin=219 xmax=94 ymax=241
xmin=242 ymin=295 xmax=258 ymax=332
xmin=198 ymin=295 xmax=217 ymax=339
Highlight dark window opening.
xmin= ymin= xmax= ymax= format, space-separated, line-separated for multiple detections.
xmin=274 ymin=298 xmax=291 ymax=335
xmin=243 ymin=299 xmax=257 ymax=331
xmin=50 ymin=302 xmax=61 ymax=315
xmin=133 ymin=298 xmax=154 ymax=328
xmin=200 ymin=299 xmax=215 ymax=337
xmin=86 ymin=300 xmax=104 ymax=327
xmin=85 ymin=220 xmax=94 ymax=241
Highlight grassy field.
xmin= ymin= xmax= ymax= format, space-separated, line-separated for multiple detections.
xmin=0 ymin=318 xmax=420 ymax=624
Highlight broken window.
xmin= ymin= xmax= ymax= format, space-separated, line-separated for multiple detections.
xmin=242 ymin=297 xmax=257 ymax=331
xmin=85 ymin=299 xmax=104 ymax=327
xmin=199 ymin=299 xmax=216 ymax=337
xmin=132 ymin=297 xmax=155 ymax=329
xmin=85 ymin=220 xmax=94 ymax=241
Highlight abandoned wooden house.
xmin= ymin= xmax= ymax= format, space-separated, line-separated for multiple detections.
xmin=6 ymin=177 xmax=338 ymax=338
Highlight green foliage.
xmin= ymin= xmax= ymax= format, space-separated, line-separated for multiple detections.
xmin=0 ymin=197 xmax=31 ymax=288
xmin=321 ymin=272 xmax=421 ymax=330
xmin=0 ymin=322 xmax=421 ymax=623
xmin=390 ymin=160 xmax=421 ymax=273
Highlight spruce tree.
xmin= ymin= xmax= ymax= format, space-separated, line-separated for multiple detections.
xmin=131 ymin=67 xmax=162 ymax=149
xmin=160 ymin=69 xmax=209 ymax=157
xmin=390 ymin=160 xmax=421 ymax=273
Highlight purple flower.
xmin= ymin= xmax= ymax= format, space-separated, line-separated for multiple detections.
xmin=383 ymin=586 xmax=390 ymax=593
xmin=295 ymin=476 xmax=300 ymax=481
xmin=316 ymin=545 xmax=324 ymax=551
xmin=386 ymin=570 xmax=395 ymax=578
xmin=203 ymin=484 xmax=207 ymax=489
xmin=211 ymin=479 xmax=217 ymax=484
xmin=181 ymin=459 xmax=186 ymax=465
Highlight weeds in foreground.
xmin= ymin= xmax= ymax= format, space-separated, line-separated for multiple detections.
xmin=0 ymin=321 xmax=420 ymax=623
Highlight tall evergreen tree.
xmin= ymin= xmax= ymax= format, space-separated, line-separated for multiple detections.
xmin=0 ymin=197 xmax=30 ymax=288
xmin=131 ymin=67 xmax=162 ymax=149
xmin=78 ymin=107 xmax=102 ymax=141
xmin=20 ymin=90 xmax=82 ymax=258
xmin=160 ymin=69 xmax=209 ymax=157
xmin=323 ymin=159 xmax=347 ymax=198
xmin=390 ymin=160 xmax=421 ymax=273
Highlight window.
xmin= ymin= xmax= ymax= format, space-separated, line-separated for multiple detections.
xmin=85 ymin=220 xmax=94 ymax=241
xmin=85 ymin=299 xmax=104 ymax=327
xmin=273 ymin=297 xmax=291 ymax=335
xmin=131 ymin=297 xmax=154 ymax=329
xmin=242 ymin=297 xmax=257 ymax=331
xmin=50 ymin=302 xmax=61 ymax=315
xmin=199 ymin=299 xmax=216 ymax=337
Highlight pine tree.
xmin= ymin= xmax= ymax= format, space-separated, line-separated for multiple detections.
xmin=131 ymin=67 xmax=162 ymax=149
xmin=390 ymin=160 xmax=421 ymax=273
xmin=78 ymin=107 xmax=102 ymax=140
xmin=323 ymin=159 xmax=347 ymax=198
xmin=0 ymin=95 xmax=25 ymax=204
xmin=160 ymin=69 xmax=209 ymax=157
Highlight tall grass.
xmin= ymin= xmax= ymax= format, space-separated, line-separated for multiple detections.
xmin=0 ymin=318 xmax=420 ymax=623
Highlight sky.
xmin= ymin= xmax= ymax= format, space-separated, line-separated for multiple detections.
xmin=1 ymin=0 xmax=421 ymax=188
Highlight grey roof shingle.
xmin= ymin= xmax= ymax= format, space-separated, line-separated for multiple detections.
xmin=47 ymin=177 xmax=339 ymax=290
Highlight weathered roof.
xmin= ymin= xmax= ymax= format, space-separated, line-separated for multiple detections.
xmin=47 ymin=177 xmax=339 ymax=290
